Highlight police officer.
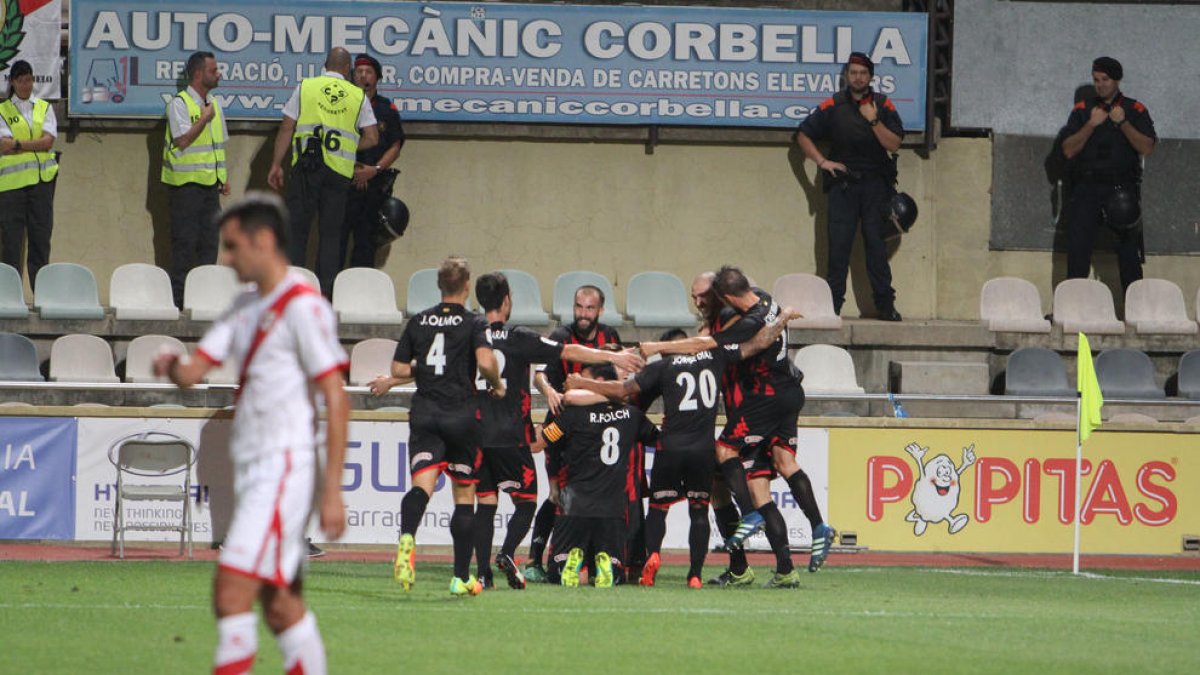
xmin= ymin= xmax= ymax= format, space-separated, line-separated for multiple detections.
xmin=795 ymin=52 xmax=904 ymax=321
xmin=343 ymin=53 xmax=405 ymax=270
xmin=268 ymin=47 xmax=378 ymax=296
xmin=161 ymin=51 xmax=229 ymax=307
xmin=1061 ymin=56 xmax=1156 ymax=291
xmin=0 ymin=60 xmax=58 ymax=291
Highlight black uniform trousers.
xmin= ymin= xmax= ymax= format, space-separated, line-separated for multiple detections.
xmin=1065 ymin=181 xmax=1143 ymax=291
xmin=0 ymin=179 xmax=54 ymax=291
xmin=286 ymin=162 xmax=350 ymax=297
xmin=167 ymin=183 xmax=221 ymax=308
xmin=825 ymin=174 xmax=895 ymax=314
xmin=341 ymin=175 xmax=388 ymax=269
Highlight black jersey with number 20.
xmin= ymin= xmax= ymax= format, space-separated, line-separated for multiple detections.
xmin=395 ymin=303 xmax=491 ymax=409
xmin=634 ymin=344 xmax=740 ymax=451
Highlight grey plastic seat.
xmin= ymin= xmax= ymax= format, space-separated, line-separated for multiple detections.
xmin=500 ymin=269 xmax=550 ymax=326
xmin=349 ymin=338 xmax=398 ymax=386
xmin=980 ymin=277 xmax=1051 ymax=333
xmin=1124 ymin=279 xmax=1197 ymax=335
xmin=552 ymin=271 xmax=624 ymax=323
xmin=333 ymin=268 xmax=403 ymax=324
xmin=1176 ymin=350 xmax=1200 ymax=400
xmin=772 ymin=273 xmax=842 ymax=330
xmin=1004 ymin=347 xmax=1073 ymax=396
xmin=1051 ymin=279 xmax=1124 ymax=334
xmin=0 ymin=263 xmax=29 ymax=318
xmin=125 ymin=335 xmax=186 ymax=384
xmin=34 ymin=263 xmax=106 ymax=320
xmin=0 ymin=333 xmax=44 ymax=381
xmin=50 ymin=334 xmax=120 ymax=383
xmin=625 ymin=271 xmax=696 ymax=328
xmin=184 ymin=265 xmax=240 ymax=321
xmin=406 ymin=268 xmax=440 ymax=315
xmin=108 ymin=432 xmax=196 ymax=559
xmin=110 ymin=263 xmax=180 ymax=320
xmin=792 ymin=344 xmax=864 ymax=394
xmin=289 ymin=266 xmax=321 ymax=293
xmin=1094 ymin=348 xmax=1164 ymax=399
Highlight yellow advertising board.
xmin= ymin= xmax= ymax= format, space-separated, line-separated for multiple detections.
xmin=827 ymin=427 xmax=1194 ymax=554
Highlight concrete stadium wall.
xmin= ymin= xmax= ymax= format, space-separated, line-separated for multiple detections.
xmin=49 ymin=132 xmax=1200 ymax=320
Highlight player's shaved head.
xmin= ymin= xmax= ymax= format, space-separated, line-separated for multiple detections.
xmin=325 ymin=47 xmax=352 ymax=75
xmin=575 ymin=285 xmax=604 ymax=306
xmin=437 ymin=256 xmax=471 ymax=295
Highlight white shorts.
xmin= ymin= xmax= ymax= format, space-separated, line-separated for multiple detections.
xmin=219 ymin=447 xmax=317 ymax=587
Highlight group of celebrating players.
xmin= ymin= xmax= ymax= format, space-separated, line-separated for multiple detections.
xmin=370 ymin=256 xmax=836 ymax=595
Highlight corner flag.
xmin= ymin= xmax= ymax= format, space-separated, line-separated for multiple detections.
xmin=1077 ymin=333 xmax=1103 ymax=442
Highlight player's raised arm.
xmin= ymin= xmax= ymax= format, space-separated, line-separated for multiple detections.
xmin=639 ymin=335 xmax=716 ymax=358
xmin=564 ymin=372 xmax=638 ymax=403
xmin=739 ymin=307 xmax=801 ymax=359
xmin=153 ymin=349 xmax=215 ymax=388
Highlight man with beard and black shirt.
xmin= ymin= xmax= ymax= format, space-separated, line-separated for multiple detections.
xmin=641 ymin=265 xmax=836 ymax=588
xmin=524 ymin=284 xmax=623 ymax=581
xmin=471 ymin=272 xmax=643 ymax=589
xmin=369 ymin=256 xmax=503 ymax=597
xmin=567 ymin=312 xmax=795 ymax=588
xmin=541 ymin=363 xmax=659 ymax=588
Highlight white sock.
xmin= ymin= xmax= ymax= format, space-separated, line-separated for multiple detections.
xmin=213 ymin=612 xmax=258 ymax=675
xmin=276 ymin=611 xmax=326 ymax=675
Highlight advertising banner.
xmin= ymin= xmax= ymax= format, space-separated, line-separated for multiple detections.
xmin=0 ymin=416 xmax=76 ymax=539
xmin=0 ymin=0 xmax=62 ymax=100
xmin=827 ymin=428 xmax=1194 ymax=554
xmin=69 ymin=0 xmax=927 ymax=128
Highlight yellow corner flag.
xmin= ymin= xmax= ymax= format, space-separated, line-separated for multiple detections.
xmin=1077 ymin=333 xmax=1104 ymax=442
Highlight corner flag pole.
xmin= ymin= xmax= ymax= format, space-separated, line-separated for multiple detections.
xmin=1073 ymin=332 xmax=1103 ymax=576
xmin=1073 ymin=392 xmax=1083 ymax=575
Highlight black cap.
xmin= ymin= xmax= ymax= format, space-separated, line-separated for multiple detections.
xmin=1092 ymin=56 xmax=1123 ymax=81
xmin=354 ymin=53 xmax=382 ymax=81
xmin=848 ymin=52 xmax=874 ymax=76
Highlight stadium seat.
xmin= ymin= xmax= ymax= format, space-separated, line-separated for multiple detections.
xmin=791 ymin=344 xmax=865 ymax=394
xmin=124 ymin=335 xmax=186 ymax=384
xmin=1106 ymin=412 xmax=1158 ymax=424
xmin=979 ymin=277 xmax=1051 ymax=333
xmin=349 ymin=338 xmax=398 ymax=386
xmin=34 ymin=263 xmax=105 ymax=320
xmin=289 ymin=266 xmax=321 ymax=293
xmin=1176 ymin=350 xmax=1200 ymax=400
xmin=625 ymin=271 xmax=696 ymax=328
xmin=500 ymin=269 xmax=550 ymax=326
xmin=109 ymin=432 xmax=196 ymax=560
xmin=771 ymin=273 xmax=842 ymax=329
xmin=110 ymin=263 xmax=179 ymax=321
xmin=0 ymin=263 xmax=28 ymax=318
xmin=1094 ymin=348 xmax=1164 ymax=399
xmin=1124 ymin=279 xmax=1197 ymax=335
xmin=1051 ymin=279 xmax=1125 ymax=335
xmin=406 ymin=268 xmax=440 ymax=315
xmin=1004 ymin=347 xmax=1073 ymax=397
xmin=0 ymin=332 xmax=44 ymax=381
xmin=184 ymin=265 xmax=240 ymax=321
xmin=552 ymin=271 xmax=624 ymax=323
xmin=332 ymin=268 xmax=404 ymax=324
xmin=49 ymin=334 xmax=120 ymax=383
xmin=205 ymin=357 xmax=239 ymax=385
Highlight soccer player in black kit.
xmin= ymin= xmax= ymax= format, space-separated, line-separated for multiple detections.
xmin=471 ymin=272 xmax=642 ymax=589
xmin=541 ymin=363 xmax=659 ymax=588
xmin=369 ymin=256 xmax=503 ymax=597
xmin=568 ymin=313 xmax=795 ymax=588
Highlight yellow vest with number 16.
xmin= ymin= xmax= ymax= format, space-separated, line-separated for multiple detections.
xmin=292 ymin=75 xmax=363 ymax=179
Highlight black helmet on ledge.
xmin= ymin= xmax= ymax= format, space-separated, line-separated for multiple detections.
xmin=372 ymin=197 xmax=410 ymax=248
xmin=883 ymin=192 xmax=918 ymax=239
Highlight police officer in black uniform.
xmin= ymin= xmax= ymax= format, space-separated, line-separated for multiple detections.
xmin=343 ymin=53 xmax=405 ymax=270
xmin=795 ymin=52 xmax=905 ymax=321
xmin=1061 ymin=56 xmax=1156 ymax=291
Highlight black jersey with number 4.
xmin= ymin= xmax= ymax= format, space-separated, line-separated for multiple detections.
xmin=394 ymin=303 xmax=490 ymax=408
xmin=478 ymin=322 xmax=565 ymax=447
xmin=634 ymin=345 xmax=740 ymax=452
xmin=542 ymin=402 xmax=659 ymax=518
xmin=711 ymin=288 xmax=800 ymax=410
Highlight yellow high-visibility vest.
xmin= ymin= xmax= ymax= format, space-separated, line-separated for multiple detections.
xmin=291 ymin=75 xmax=363 ymax=179
xmin=161 ymin=91 xmax=227 ymax=187
xmin=0 ymin=98 xmax=58 ymax=190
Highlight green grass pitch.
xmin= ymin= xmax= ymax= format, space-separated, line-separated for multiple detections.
xmin=2 ymin=560 xmax=1198 ymax=673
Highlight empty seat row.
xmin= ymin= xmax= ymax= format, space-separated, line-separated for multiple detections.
xmin=0 ymin=333 xmax=238 ymax=385
xmin=981 ymin=277 xmax=1200 ymax=335
xmin=1005 ymin=346 xmax=1200 ymax=399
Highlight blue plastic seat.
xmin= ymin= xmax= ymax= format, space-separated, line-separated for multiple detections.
xmin=0 ymin=332 xmax=44 ymax=381
xmin=1179 ymin=351 xmax=1200 ymax=400
xmin=500 ymin=269 xmax=550 ymax=326
xmin=0 ymin=263 xmax=28 ymax=319
xmin=1094 ymin=348 xmax=1164 ymax=399
xmin=1004 ymin=347 xmax=1073 ymax=397
xmin=625 ymin=271 xmax=696 ymax=328
xmin=34 ymin=263 xmax=105 ymax=320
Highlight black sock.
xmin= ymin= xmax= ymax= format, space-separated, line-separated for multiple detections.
xmin=644 ymin=507 xmax=667 ymax=555
xmin=527 ymin=498 xmax=557 ymax=566
xmin=473 ymin=503 xmax=497 ymax=578
xmin=714 ymin=503 xmax=748 ymax=574
xmin=502 ymin=501 xmax=536 ymax=559
xmin=786 ymin=469 xmax=824 ymax=530
xmin=688 ymin=505 xmax=710 ymax=579
xmin=759 ymin=501 xmax=794 ymax=574
xmin=719 ymin=458 xmax=755 ymax=513
xmin=450 ymin=504 xmax=475 ymax=580
xmin=399 ymin=488 xmax=430 ymax=536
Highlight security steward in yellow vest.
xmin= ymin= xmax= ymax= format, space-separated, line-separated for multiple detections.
xmin=161 ymin=51 xmax=229 ymax=308
xmin=0 ymin=60 xmax=58 ymax=291
xmin=269 ymin=47 xmax=379 ymax=297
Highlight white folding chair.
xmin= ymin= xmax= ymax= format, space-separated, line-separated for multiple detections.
xmin=109 ymin=432 xmax=197 ymax=560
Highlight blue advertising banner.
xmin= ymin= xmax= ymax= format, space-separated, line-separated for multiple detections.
xmin=0 ymin=417 xmax=77 ymax=540
xmin=69 ymin=0 xmax=927 ymax=129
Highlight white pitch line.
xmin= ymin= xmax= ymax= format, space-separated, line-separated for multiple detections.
xmin=840 ymin=567 xmax=1200 ymax=586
